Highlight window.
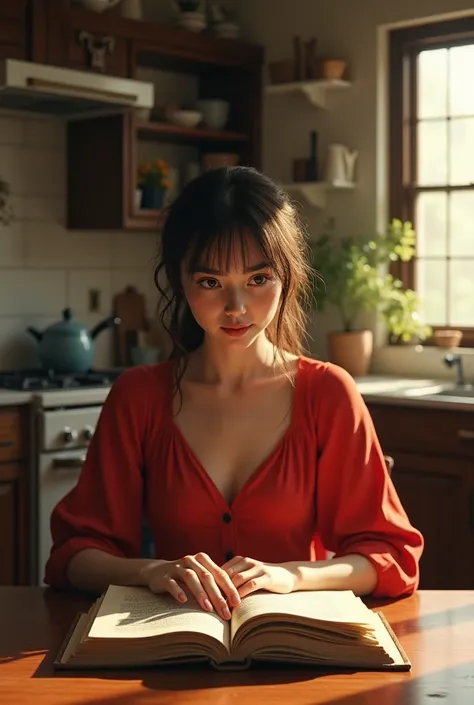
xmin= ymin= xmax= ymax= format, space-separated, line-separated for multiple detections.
xmin=390 ymin=17 xmax=474 ymax=345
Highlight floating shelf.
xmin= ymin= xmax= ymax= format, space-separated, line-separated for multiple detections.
xmin=281 ymin=181 xmax=355 ymax=208
xmin=265 ymin=79 xmax=350 ymax=108
xmin=135 ymin=120 xmax=249 ymax=144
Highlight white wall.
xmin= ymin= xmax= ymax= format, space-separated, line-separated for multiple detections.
xmin=0 ymin=113 xmax=158 ymax=369
xmin=238 ymin=0 xmax=474 ymax=367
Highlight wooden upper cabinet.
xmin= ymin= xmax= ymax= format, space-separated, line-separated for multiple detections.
xmin=38 ymin=0 xmax=130 ymax=76
xmin=0 ymin=0 xmax=29 ymax=60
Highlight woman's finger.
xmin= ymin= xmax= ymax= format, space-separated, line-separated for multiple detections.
xmin=194 ymin=553 xmax=242 ymax=609
xmin=231 ymin=565 xmax=263 ymax=589
xmin=163 ymin=576 xmax=188 ymax=604
xmin=238 ymin=573 xmax=271 ymax=598
xmin=224 ymin=559 xmax=252 ymax=580
xmin=179 ymin=566 xmax=217 ymax=614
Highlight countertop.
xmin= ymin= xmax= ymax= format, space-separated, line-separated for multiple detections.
xmin=1 ymin=587 xmax=474 ymax=705
xmin=0 ymin=374 xmax=472 ymax=411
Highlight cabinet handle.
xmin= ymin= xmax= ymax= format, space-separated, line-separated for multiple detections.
xmin=77 ymin=30 xmax=116 ymax=71
xmin=458 ymin=429 xmax=474 ymax=440
xmin=0 ymin=440 xmax=13 ymax=447
xmin=53 ymin=455 xmax=86 ymax=470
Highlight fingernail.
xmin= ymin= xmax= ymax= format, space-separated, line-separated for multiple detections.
xmin=204 ymin=599 xmax=213 ymax=612
xmin=231 ymin=594 xmax=241 ymax=606
xmin=222 ymin=606 xmax=231 ymax=620
xmin=177 ymin=592 xmax=187 ymax=603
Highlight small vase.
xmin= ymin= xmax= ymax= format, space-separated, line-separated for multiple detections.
xmin=141 ymin=185 xmax=166 ymax=210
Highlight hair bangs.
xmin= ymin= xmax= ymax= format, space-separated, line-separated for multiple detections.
xmin=184 ymin=219 xmax=281 ymax=277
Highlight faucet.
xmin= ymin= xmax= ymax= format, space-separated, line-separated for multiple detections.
xmin=443 ymin=353 xmax=465 ymax=386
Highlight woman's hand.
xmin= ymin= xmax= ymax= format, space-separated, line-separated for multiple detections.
xmin=221 ymin=556 xmax=298 ymax=598
xmin=141 ymin=552 xmax=242 ymax=620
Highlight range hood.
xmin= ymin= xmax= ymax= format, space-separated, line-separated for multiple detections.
xmin=0 ymin=59 xmax=154 ymax=119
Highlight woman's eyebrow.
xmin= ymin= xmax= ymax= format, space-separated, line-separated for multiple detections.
xmin=192 ymin=261 xmax=271 ymax=275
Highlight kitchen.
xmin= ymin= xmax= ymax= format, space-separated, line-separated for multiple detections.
xmin=1 ymin=0 xmax=474 ymax=603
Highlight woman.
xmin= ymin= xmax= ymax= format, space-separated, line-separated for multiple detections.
xmin=45 ymin=166 xmax=423 ymax=622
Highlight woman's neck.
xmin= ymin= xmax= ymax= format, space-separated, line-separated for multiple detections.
xmin=186 ymin=335 xmax=286 ymax=389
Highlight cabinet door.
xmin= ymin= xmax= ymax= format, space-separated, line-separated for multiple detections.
xmin=0 ymin=0 xmax=28 ymax=60
xmin=0 ymin=482 xmax=16 ymax=585
xmin=388 ymin=450 xmax=474 ymax=589
xmin=45 ymin=3 xmax=129 ymax=76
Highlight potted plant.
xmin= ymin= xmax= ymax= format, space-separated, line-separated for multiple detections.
xmin=137 ymin=158 xmax=171 ymax=210
xmin=309 ymin=218 xmax=432 ymax=376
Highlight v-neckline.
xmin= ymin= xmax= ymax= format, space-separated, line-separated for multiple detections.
xmin=167 ymin=357 xmax=303 ymax=510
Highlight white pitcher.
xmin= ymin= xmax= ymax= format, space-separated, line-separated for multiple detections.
xmin=78 ymin=0 xmax=122 ymax=12
xmin=324 ymin=144 xmax=358 ymax=186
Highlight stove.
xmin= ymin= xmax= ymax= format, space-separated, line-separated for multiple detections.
xmin=0 ymin=368 xmax=123 ymax=391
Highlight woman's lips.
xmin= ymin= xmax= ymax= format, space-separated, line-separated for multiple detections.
xmin=220 ymin=325 xmax=253 ymax=337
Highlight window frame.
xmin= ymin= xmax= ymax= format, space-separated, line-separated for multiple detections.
xmin=389 ymin=16 xmax=474 ymax=347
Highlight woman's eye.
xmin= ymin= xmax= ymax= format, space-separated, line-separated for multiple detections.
xmin=198 ymin=278 xmax=220 ymax=289
xmin=251 ymin=274 xmax=269 ymax=286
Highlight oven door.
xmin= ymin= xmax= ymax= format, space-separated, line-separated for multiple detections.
xmin=38 ymin=449 xmax=86 ymax=586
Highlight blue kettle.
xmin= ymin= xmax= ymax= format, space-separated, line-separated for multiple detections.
xmin=27 ymin=307 xmax=120 ymax=373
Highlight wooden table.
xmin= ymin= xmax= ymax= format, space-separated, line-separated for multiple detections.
xmin=1 ymin=588 xmax=473 ymax=704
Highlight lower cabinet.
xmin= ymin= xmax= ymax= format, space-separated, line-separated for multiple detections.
xmin=367 ymin=402 xmax=474 ymax=589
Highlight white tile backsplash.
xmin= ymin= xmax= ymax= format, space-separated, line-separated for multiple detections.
xmin=0 ymin=111 xmax=159 ymax=369
xmin=0 ymin=220 xmax=25 ymax=267
xmin=68 ymin=269 xmax=112 ymax=315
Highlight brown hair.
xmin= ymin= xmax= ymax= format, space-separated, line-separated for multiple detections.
xmin=154 ymin=166 xmax=313 ymax=390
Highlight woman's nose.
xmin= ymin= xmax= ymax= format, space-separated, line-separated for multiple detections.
xmin=224 ymin=289 xmax=247 ymax=316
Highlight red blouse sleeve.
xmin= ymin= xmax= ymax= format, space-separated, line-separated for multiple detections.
xmin=314 ymin=364 xmax=424 ymax=598
xmin=44 ymin=366 xmax=152 ymax=588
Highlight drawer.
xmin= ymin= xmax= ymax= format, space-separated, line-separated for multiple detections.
xmin=368 ymin=404 xmax=474 ymax=460
xmin=0 ymin=409 xmax=22 ymax=463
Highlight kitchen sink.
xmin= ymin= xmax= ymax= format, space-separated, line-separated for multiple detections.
xmin=400 ymin=384 xmax=474 ymax=399
xmin=433 ymin=387 xmax=474 ymax=398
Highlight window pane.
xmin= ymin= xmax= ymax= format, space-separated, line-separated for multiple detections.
xmin=415 ymin=192 xmax=447 ymax=257
xmin=449 ymin=191 xmax=474 ymax=256
xmin=449 ymin=259 xmax=474 ymax=326
xmin=449 ymin=117 xmax=474 ymax=185
xmin=417 ymin=121 xmax=447 ymax=185
xmin=416 ymin=259 xmax=447 ymax=325
xmin=418 ymin=48 xmax=448 ymax=119
xmin=449 ymin=44 xmax=474 ymax=117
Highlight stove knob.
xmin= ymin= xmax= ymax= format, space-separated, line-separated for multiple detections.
xmin=63 ymin=426 xmax=78 ymax=444
xmin=83 ymin=425 xmax=95 ymax=441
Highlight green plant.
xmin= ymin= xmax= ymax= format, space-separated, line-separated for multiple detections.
xmin=309 ymin=218 xmax=432 ymax=343
xmin=137 ymin=158 xmax=171 ymax=190
xmin=0 ymin=176 xmax=12 ymax=225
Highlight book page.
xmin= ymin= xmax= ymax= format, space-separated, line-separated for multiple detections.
xmin=231 ymin=590 xmax=375 ymax=639
xmin=87 ymin=585 xmax=229 ymax=648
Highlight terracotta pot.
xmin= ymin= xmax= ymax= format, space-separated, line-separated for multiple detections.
xmin=327 ymin=329 xmax=373 ymax=377
xmin=319 ymin=59 xmax=347 ymax=80
xmin=201 ymin=153 xmax=239 ymax=170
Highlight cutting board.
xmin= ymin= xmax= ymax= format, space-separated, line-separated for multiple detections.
xmin=113 ymin=285 xmax=148 ymax=366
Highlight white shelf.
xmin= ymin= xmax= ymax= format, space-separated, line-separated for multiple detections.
xmin=265 ymin=79 xmax=351 ymax=108
xmin=281 ymin=181 xmax=355 ymax=208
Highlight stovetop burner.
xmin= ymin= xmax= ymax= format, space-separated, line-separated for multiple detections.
xmin=0 ymin=368 xmax=123 ymax=391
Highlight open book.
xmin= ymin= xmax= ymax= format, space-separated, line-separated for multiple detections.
xmin=55 ymin=585 xmax=410 ymax=671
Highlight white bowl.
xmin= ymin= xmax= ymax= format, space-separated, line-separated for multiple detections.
xmin=176 ymin=11 xmax=206 ymax=33
xmin=169 ymin=110 xmax=203 ymax=129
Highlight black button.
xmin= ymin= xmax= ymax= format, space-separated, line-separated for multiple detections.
xmin=222 ymin=512 xmax=232 ymax=524
xmin=225 ymin=551 xmax=234 ymax=561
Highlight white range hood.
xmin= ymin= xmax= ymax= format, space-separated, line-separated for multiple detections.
xmin=0 ymin=59 xmax=154 ymax=119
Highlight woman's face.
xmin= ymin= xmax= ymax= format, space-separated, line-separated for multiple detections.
xmin=181 ymin=236 xmax=282 ymax=345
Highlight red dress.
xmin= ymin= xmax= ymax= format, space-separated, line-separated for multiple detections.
xmin=45 ymin=356 xmax=423 ymax=597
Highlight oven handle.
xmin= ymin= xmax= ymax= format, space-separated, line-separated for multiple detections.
xmin=52 ymin=455 xmax=86 ymax=470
